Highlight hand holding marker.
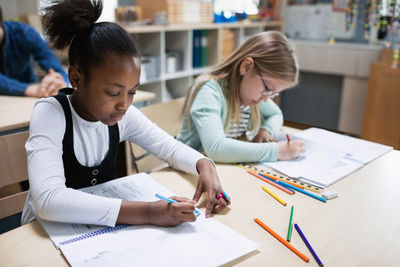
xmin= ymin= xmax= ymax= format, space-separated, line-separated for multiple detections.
xmin=155 ymin=193 xmax=201 ymax=217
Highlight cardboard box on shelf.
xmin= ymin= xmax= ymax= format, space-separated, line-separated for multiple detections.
xmin=136 ymin=0 xmax=213 ymax=24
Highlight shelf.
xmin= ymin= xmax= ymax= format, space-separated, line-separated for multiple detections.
xmin=163 ymin=70 xmax=193 ymax=80
xmin=192 ymin=66 xmax=212 ymax=76
xmin=124 ymin=21 xmax=283 ymax=34
xmin=140 ymin=76 xmax=162 ymax=85
xmin=127 ymin=21 xmax=283 ymax=103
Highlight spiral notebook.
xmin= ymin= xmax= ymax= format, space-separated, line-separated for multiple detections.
xmin=262 ymin=128 xmax=393 ymax=188
xmin=37 ymin=173 xmax=259 ymax=267
xmin=57 ymin=224 xmax=129 ymax=246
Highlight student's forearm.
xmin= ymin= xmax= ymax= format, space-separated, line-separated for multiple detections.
xmin=0 ymin=74 xmax=29 ymax=96
xmin=117 ymin=200 xmax=151 ymax=225
xmin=196 ymin=158 xmax=215 ymax=174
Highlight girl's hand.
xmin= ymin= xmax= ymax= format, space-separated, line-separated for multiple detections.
xmin=277 ymin=140 xmax=305 ymax=160
xmin=148 ymin=197 xmax=197 ymax=227
xmin=193 ymin=159 xmax=230 ymax=218
xmin=251 ymin=129 xmax=277 ymax=143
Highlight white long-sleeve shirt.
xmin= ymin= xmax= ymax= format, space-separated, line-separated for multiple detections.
xmin=22 ymin=96 xmax=207 ymax=226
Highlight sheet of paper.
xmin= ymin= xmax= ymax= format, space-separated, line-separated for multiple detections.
xmin=295 ymin=128 xmax=393 ymax=164
xmin=264 ymin=135 xmax=363 ymax=187
xmin=60 ymin=214 xmax=258 ymax=267
xmin=263 ymin=128 xmax=392 ymax=188
xmin=38 ymin=173 xmax=172 ymax=248
xmin=39 ymin=173 xmax=259 ymax=266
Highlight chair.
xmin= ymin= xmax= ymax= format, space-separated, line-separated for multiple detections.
xmin=127 ymin=97 xmax=185 ymax=174
xmin=0 ymin=131 xmax=29 ymax=220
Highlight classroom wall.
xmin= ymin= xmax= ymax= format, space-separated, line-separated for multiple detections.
xmin=0 ymin=0 xmax=19 ymax=19
xmin=119 ymin=0 xmax=136 ymax=6
xmin=0 ymin=0 xmax=37 ymax=19
xmin=281 ymin=72 xmax=343 ymax=131
xmin=98 ymin=0 xmax=118 ymax=22
xmin=282 ymin=0 xmax=372 ymax=44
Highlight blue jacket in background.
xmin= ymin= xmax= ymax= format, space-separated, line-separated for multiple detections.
xmin=0 ymin=21 xmax=68 ymax=96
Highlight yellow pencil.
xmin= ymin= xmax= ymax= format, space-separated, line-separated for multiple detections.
xmin=262 ymin=186 xmax=287 ymax=206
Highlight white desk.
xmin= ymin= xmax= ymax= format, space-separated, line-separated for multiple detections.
xmin=0 ymin=149 xmax=399 ymax=266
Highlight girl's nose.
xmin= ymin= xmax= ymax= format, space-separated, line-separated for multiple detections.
xmin=117 ymin=96 xmax=130 ymax=111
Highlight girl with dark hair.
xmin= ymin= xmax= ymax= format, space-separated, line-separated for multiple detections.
xmin=22 ymin=0 xmax=229 ymax=227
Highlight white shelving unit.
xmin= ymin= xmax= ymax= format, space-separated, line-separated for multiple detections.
xmin=124 ymin=21 xmax=283 ymax=103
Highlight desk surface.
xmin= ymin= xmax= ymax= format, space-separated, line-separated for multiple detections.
xmin=1 ymin=148 xmax=399 ymax=266
xmin=0 ymin=90 xmax=156 ymax=132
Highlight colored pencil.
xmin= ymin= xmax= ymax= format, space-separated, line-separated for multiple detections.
xmin=222 ymin=190 xmax=230 ymax=201
xmin=287 ymin=205 xmax=295 ymax=242
xmin=247 ymin=170 xmax=294 ymax=195
xmin=261 ymin=186 xmax=287 ymax=206
xmin=259 ymin=172 xmax=304 ymax=190
xmin=254 ymin=218 xmax=309 ymax=262
xmin=286 ymin=133 xmax=291 ymax=142
xmin=258 ymin=173 xmax=295 ymax=193
xmin=276 ymin=181 xmax=326 ymax=203
xmin=295 ymin=223 xmax=324 ymax=267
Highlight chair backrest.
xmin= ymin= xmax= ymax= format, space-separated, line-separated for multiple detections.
xmin=0 ymin=131 xmax=29 ymax=219
xmin=128 ymin=97 xmax=185 ymax=174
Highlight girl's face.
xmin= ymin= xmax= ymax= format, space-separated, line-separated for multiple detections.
xmin=239 ymin=68 xmax=293 ymax=106
xmin=71 ymin=54 xmax=140 ymax=126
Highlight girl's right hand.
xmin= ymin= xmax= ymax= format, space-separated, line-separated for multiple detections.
xmin=149 ymin=197 xmax=197 ymax=227
xmin=277 ymin=140 xmax=305 ymax=161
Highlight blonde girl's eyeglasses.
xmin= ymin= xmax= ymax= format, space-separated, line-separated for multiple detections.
xmin=256 ymin=68 xmax=279 ymax=99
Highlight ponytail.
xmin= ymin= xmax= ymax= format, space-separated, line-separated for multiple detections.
xmin=42 ymin=0 xmax=102 ymax=50
xmin=42 ymin=0 xmax=139 ymax=77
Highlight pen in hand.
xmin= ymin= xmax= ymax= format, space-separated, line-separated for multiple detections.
xmin=155 ymin=193 xmax=201 ymax=217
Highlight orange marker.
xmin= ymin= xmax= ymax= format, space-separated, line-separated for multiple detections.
xmin=248 ymin=170 xmax=294 ymax=195
xmin=254 ymin=218 xmax=309 ymax=263
xmin=259 ymin=172 xmax=305 ymax=190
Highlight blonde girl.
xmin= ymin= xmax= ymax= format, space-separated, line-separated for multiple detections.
xmin=178 ymin=31 xmax=305 ymax=163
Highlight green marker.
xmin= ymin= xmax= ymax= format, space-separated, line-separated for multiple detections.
xmin=287 ymin=205 xmax=295 ymax=242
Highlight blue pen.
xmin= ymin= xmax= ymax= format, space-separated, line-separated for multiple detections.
xmin=155 ymin=193 xmax=201 ymax=216
xmin=258 ymin=173 xmax=295 ymax=194
xmin=276 ymin=181 xmax=326 ymax=203
xmin=295 ymin=223 xmax=324 ymax=267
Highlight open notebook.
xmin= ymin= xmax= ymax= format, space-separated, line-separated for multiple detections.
xmin=37 ymin=173 xmax=258 ymax=267
xmin=261 ymin=128 xmax=393 ymax=188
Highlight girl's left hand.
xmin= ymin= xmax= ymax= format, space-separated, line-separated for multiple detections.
xmin=251 ymin=128 xmax=277 ymax=143
xmin=193 ymin=159 xmax=230 ymax=217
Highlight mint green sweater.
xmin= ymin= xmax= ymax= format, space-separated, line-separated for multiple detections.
xmin=177 ymin=79 xmax=283 ymax=163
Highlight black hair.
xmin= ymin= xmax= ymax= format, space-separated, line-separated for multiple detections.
xmin=0 ymin=6 xmax=3 ymax=23
xmin=42 ymin=0 xmax=140 ymax=77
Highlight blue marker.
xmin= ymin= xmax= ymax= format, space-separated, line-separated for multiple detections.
xmin=276 ymin=181 xmax=326 ymax=203
xmin=155 ymin=193 xmax=201 ymax=216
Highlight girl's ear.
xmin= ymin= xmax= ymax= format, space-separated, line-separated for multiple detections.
xmin=68 ymin=66 xmax=81 ymax=90
xmin=239 ymin=57 xmax=254 ymax=76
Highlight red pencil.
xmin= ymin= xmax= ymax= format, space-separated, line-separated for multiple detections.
xmin=247 ymin=170 xmax=294 ymax=195
xmin=286 ymin=133 xmax=291 ymax=142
